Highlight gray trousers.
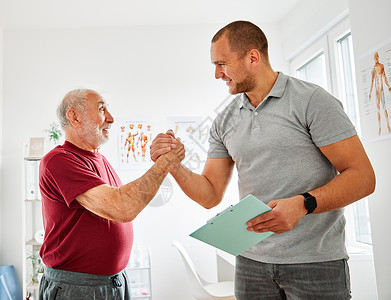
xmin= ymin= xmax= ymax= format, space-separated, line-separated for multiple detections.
xmin=235 ymin=255 xmax=351 ymax=300
xmin=39 ymin=266 xmax=131 ymax=300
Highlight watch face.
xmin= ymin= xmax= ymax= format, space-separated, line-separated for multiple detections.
xmin=304 ymin=195 xmax=317 ymax=213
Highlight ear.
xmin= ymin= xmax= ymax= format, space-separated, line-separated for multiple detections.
xmin=66 ymin=109 xmax=81 ymax=128
xmin=248 ymin=49 xmax=261 ymax=65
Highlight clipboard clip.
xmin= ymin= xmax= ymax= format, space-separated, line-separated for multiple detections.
xmin=207 ymin=205 xmax=233 ymax=223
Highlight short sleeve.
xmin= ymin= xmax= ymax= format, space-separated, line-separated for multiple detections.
xmin=207 ymin=118 xmax=230 ymax=158
xmin=40 ymin=153 xmax=106 ymax=207
xmin=306 ymin=87 xmax=357 ymax=147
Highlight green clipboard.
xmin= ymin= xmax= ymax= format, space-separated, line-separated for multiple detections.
xmin=189 ymin=194 xmax=273 ymax=256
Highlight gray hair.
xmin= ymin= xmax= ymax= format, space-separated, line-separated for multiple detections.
xmin=57 ymin=89 xmax=94 ymax=128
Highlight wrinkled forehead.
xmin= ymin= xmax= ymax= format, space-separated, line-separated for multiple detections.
xmin=86 ymin=91 xmax=107 ymax=106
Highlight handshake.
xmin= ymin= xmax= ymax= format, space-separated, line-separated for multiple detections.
xmin=150 ymin=129 xmax=185 ymax=171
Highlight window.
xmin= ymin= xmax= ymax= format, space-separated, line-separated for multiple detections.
xmin=290 ymin=18 xmax=372 ymax=250
xmin=337 ymin=33 xmax=372 ymax=245
xmin=337 ymin=34 xmax=359 ymax=129
xmin=297 ymin=53 xmax=328 ymax=90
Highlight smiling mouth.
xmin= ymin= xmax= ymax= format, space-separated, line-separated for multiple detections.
xmin=226 ymin=80 xmax=234 ymax=87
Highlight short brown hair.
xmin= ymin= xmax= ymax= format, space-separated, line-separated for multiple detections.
xmin=212 ymin=21 xmax=269 ymax=61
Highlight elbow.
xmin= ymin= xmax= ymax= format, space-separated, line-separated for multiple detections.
xmin=200 ymin=196 xmax=222 ymax=210
xmin=111 ymin=210 xmax=138 ymax=223
xmin=115 ymin=208 xmax=139 ymax=224
xmin=202 ymin=203 xmax=217 ymax=210
xmin=105 ymin=212 xmax=135 ymax=223
xmin=368 ymin=172 xmax=376 ymax=196
xmin=363 ymin=168 xmax=376 ymax=198
xmin=116 ymin=216 xmax=135 ymax=223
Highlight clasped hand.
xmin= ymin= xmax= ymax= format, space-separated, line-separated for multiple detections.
xmin=151 ymin=130 xmax=184 ymax=168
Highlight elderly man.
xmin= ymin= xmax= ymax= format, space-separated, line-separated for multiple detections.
xmin=151 ymin=21 xmax=375 ymax=299
xmin=38 ymin=89 xmax=184 ymax=300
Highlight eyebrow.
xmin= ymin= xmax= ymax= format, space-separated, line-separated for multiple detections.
xmin=98 ymin=100 xmax=109 ymax=107
xmin=212 ymin=60 xmax=226 ymax=65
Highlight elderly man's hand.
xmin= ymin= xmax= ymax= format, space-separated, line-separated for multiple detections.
xmin=150 ymin=130 xmax=177 ymax=162
xmin=156 ymin=137 xmax=185 ymax=171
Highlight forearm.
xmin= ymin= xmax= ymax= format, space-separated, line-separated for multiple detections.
xmin=77 ymin=139 xmax=185 ymax=222
xmin=78 ymin=157 xmax=172 ymax=223
xmin=308 ymin=166 xmax=375 ymax=213
xmin=114 ymin=158 xmax=171 ymax=221
xmin=169 ymin=164 xmax=222 ymax=209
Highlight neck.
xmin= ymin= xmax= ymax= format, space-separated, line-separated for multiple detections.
xmin=246 ymin=68 xmax=278 ymax=108
xmin=65 ymin=131 xmax=99 ymax=153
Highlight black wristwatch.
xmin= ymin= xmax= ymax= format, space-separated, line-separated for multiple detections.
xmin=301 ymin=192 xmax=317 ymax=214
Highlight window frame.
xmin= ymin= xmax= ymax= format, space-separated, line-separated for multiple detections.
xmin=289 ymin=17 xmax=373 ymax=253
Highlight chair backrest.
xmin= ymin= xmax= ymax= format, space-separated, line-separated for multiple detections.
xmin=0 ymin=265 xmax=23 ymax=300
xmin=172 ymin=241 xmax=213 ymax=299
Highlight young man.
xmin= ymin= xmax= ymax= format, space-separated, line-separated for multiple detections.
xmin=150 ymin=21 xmax=375 ymax=299
xmin=39 ymin=89 xmax=184 ymax=299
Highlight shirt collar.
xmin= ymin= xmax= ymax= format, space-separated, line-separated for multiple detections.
xmin=238 ymin=94 xmax=246 ymax=109
xmin=268 ymin=72 xmax=288 ymax=99
xmin=238 ymin=71 xmax=288 ymax=109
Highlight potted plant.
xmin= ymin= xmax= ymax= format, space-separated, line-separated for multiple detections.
xmin=26 ymin=252 xmax=44 ymax=284
xmin=45 ymin=122 xmax=62 ymax=145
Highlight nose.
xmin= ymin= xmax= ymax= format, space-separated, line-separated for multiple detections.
xmin=105 ymin=110 xmax=114 ymax=124
xmin=215 ymin=66 xmax=224 ymax=79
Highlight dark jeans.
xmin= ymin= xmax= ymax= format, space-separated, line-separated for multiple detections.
xmin=235 ymin=255 xmax=351 ymax=300
xmin=39 ymin=266 xmax=131 ymax=300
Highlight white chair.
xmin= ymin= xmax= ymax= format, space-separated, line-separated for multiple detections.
xmin=172 ymin=241 xmax=236 ymax=300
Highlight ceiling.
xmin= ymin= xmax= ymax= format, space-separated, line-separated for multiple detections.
xmin=0 ymin=0 xmax=299 ymax=29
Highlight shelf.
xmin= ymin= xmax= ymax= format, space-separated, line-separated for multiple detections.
xmin=26 ymin=282 xmax=40 ymax=290
xmin=25 ymin=238 xmax=42 ymax=246
xmin=130 ymin=282 xmax=150 ymax=287
xmin=128 ymin=266 xmax=150 ymax=271
xmin=23 ymin=154 xmax=45 ymax=300
xmin=131 ymin=289 xmax=151 ymax=298
xmin=25 ymin=199 xmax=41 ymax=202
xmin=24 ymin=157 xmax=42 ymax=161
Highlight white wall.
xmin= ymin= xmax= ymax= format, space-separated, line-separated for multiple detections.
xmin=348 ymin=0 xmax=391 ymax=299
xmin=281 ymin=0 xmax=349 ymax=61
xmin=2 ymin=22 xmax=287 ymax=299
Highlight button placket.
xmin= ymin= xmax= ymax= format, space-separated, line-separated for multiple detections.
xmin=252 ymin=110 xmax=260 ymax=131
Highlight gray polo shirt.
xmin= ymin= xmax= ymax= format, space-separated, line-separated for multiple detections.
xmin=208 ymin=72 xmax=357 ymax=264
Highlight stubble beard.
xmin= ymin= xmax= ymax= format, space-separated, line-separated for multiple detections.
xmin=229 ymin=73 xmax=256 ymax=95
xmin=80 ymin=117 xmax=108 ymax=149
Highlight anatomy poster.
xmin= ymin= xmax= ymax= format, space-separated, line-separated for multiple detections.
xmin=118 ymin=119 xmax=154 ymax=169
xmin=167 ymin=116 xmax=208 ymax=172
xmin=360 ymin=37 xmax=391 ymax=142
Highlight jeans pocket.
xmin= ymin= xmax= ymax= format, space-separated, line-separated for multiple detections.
xmin=52 ymin=286 xmax=63 ymax=300
xmin=344 ymin=259 xmax=352 ymax=298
